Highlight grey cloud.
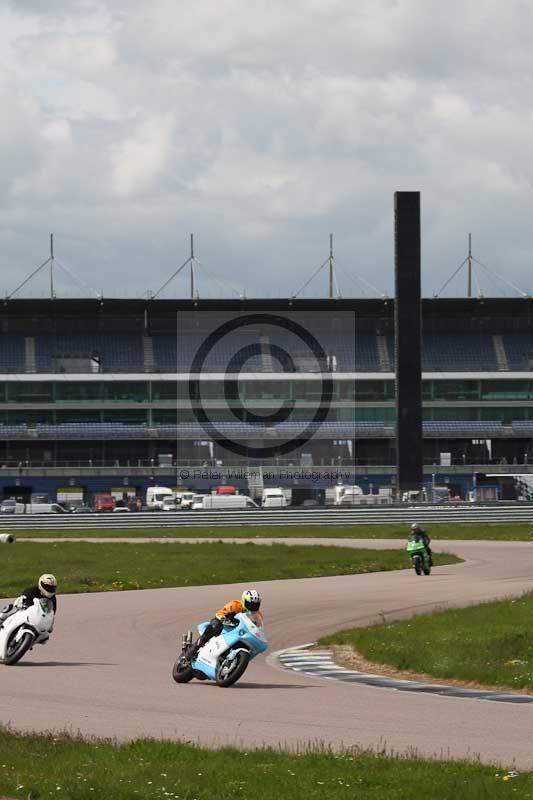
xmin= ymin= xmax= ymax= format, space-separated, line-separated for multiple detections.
xmin=1 ymin=0 xmax=533 ymax=299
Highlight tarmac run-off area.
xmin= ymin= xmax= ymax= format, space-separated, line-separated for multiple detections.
xmin=2 ymin=538 xmax=533 ymax=768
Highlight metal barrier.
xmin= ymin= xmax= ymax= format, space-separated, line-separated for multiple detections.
xmin=0 ymin=505 xmax=532 ymax=531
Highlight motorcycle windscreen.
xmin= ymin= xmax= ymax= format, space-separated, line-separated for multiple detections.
xmin=246 ymin=611 xmax=264 ymax=628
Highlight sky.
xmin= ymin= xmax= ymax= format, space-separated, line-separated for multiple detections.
xmin=1 ymin=0 xmax=532 ymax=300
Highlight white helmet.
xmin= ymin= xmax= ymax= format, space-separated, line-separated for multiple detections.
xmin=241 ymin=589 xmax=261 ymax=613
xmin=38 ymin=574 xmax=57 ymax=598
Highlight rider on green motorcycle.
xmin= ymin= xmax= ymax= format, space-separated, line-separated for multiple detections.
xmin=408 ymin=523 xmax=433 ymax=566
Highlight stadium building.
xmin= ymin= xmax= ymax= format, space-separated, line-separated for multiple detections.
xmin=1 ymin=295 xmax=533 ymax=505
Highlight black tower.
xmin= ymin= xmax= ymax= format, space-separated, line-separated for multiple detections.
xmin=394 ymin=191 xmax=423 ymax=496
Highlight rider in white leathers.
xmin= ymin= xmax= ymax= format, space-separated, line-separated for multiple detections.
xmin=0 ymin=574 xmax=57 ymax=626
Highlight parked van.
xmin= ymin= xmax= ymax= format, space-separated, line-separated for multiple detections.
xmin=261 ymin=488 xmax=288 ymax=508
xmin=332 ymin=485 xmax=363 ymax=506
xmin=190 ymin=494 xmax=209 ymax=511
xmin=177 ymin=492 xmax=197 ymax=510
xmin=94 ymin=493 xmax=116 ymax=512
xmin=146 ymin=486 xmax=174 ymax=510
xmin=401 ymin=488 xmax=428 ymax=503
xmin=193 ymin=495 xmax=258 ymax=510
xmin=27 ymin=503 xmax=68 ymax=514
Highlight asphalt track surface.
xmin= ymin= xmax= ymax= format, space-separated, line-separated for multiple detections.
xmin=2 ymin=538 xmax=533 ymax=768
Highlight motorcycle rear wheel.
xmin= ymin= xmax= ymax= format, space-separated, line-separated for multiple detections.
xmin=423 ymin=564 xmax=431 ymax=575
xmin=216 ymin=651 xmax=250 ymax=687
xmin=4 ymin=631 xmax=34 ymax=665
xmin=172 ymin=656 xmax=194 ymax=683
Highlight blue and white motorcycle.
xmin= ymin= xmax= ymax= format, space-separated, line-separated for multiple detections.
xmin=172 ymin=612 xmax=268 ymax=687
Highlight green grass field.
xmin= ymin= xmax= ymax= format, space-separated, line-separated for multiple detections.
xmin=0 ymin=541 xmax=460 ymax=596
xmin=0 ymin=729 xmax=529 ymax=800
xmin=12 ymin=521 xmax=533 ymax=539
xmin=320 ymin=592 xmax=533 ymax=691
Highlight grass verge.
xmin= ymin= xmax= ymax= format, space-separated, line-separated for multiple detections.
xmin=12 ymin=521 xmax=533 ymax=540
xmin=0 ymin=729 xmax=529 ymax=800
xmin=319 ymin=592 xmax=533 ymax=692
xmin=0 ymin=541 xmax=460 ymax=596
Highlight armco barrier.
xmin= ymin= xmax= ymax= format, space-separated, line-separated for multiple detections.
xmin=0 ymin=505 xmax=532 ymax=531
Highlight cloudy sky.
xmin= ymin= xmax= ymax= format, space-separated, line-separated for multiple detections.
xmin=1 ymin=0 xmax=532 ymax=299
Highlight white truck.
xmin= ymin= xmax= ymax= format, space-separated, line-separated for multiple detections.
xmin=331 ymin=485 xmax=363 ymax=506
xmin=261 ymin=488 xmax=288 ymax=508
xmin=146 ymin=486 xmax=174 ymax=510
xmin=176 ymin=492 xmax=197 ymax=510
xmin=192 ymin=495 xmax=258 ymax=510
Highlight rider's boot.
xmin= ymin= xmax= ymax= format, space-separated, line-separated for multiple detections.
xmin=185 ymin=642 xmax=200 ymax=661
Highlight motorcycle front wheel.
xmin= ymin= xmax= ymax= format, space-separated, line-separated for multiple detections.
xmin=4 ymin=631 xmax=34 ymax=665
xmin=172 ymin=656 xmax=194 ymax=683
xmin=412 ymin=556 xmax=422 ymax=576
xmin=216 ymin=651 xmax=250 ymax=687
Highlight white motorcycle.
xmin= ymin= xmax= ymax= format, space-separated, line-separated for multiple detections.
xmin=0 ymin=598 xmax=55 ymax=665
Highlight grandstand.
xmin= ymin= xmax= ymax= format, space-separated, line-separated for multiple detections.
xmin=0 ymin=296 xmax=533 ymax=502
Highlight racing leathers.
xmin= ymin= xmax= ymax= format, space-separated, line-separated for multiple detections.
xmin=409 ymin=530 xmax=433 ymax=566
xmin=187 ymin=600 xmax=263 ymax=659
xmin=0 ymin=585 xmax=57 ymax=626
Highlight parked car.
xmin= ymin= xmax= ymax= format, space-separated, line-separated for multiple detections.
xmin=70 ymin=505 xmax=94 ymax=514
xmin=162 ymin=499 xmax=177 ymax=511
xmin=0 ymin=499 xmax=17 ymax=514
xmin=113 ymin=506 xmax=130 ymax=512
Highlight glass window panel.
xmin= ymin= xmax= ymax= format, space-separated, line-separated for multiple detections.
xmin=7 ymin=382 xmax=54 ymax=402
xmin=103 ymin=382 xmax=147 ymax=402
xmin=480 ymin=381 xmax=531 ymax=401
xmin=55 ymin=383 xmax=102 ymax=401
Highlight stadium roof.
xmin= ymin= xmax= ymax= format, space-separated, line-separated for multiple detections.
xmin=1 ymin=296 xmax=533 ymax=322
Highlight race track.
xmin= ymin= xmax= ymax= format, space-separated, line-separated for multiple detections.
xmin=2 ymin=539 xmax=533 ymax=768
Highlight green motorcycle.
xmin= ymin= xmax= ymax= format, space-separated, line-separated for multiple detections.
xmin=406 ymin=536 xmax=431 ymax=576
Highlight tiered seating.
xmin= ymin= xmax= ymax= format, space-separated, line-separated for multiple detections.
xmin=153 ymin=330 xmax=264 ymax=372
xmin=0 ymin=335 xmax=26 ymax=373
xmin=0 ymin=419 xmax=529 ymax=440
xmin=502 ymin=332 xmax=533 ymax=370
xmin=422 ymin=331 xmax=498 ymax=371
xmin=423 ymin=421 xmax=503 ymax=437
xmin=52 ymin=332 xmax=143 ymax=372
xmin=34 ymin=333 xmax=144 ymax=373
xmin=3 ymin=327 xmax=533 ymax=374
xmin=511 ymin=422 xmax=533 ymax=436
xmin=35 ymin=423 xmax=148 ymax=439
xmin=352 ymin=332 xmax=380 ymax=371
xmin=0 ymin=424 xmax=31 ymax=438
